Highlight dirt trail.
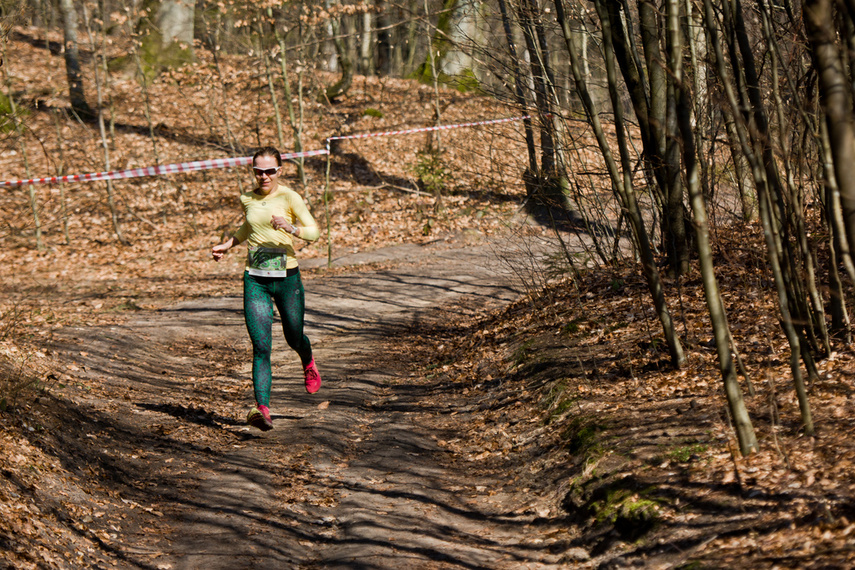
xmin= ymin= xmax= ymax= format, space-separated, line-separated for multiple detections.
xmin=47 ymin=233 xmax=576 ymax=569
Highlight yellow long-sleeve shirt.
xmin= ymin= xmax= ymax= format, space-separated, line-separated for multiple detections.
xmin=233 ymin=183 xmax=319 ymax=276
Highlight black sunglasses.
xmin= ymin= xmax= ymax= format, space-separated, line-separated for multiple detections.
xmin=253 ymin=167 xmax=280 ymax=177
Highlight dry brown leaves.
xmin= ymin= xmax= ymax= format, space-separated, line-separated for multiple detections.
xmin=386 ymin=225 xmax=855 ymax=567
xmin=2 ymin=25 xmax=855 ymax=568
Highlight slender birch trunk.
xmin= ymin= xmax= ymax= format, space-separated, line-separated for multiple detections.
xmin=361 ymin=10 xmax=374 ymax=74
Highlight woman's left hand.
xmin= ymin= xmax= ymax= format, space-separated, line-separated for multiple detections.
xmin=271 ymin=215 xmax=295 ymax=234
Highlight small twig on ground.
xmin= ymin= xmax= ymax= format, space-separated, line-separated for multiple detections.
xmin=374 ymin=174 xmax=431 ymax=197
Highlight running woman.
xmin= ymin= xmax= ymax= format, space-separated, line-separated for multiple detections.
xmin=211 ymin=146 xmax=322 ymax=431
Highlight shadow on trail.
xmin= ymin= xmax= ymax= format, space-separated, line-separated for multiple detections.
xmin=304 ymin=270 xmax=518 ymax=337
xmin=26 ymin=103 xmax=259 ymax=164
xmin=372 ymin=300 xmax=844 ymax=569
xmin=251 ymin=347 xmax=571 ymax=567
xmin=28 ymin=389 xmax=239 ymax=569
xmin=326 ymin=151 xmax=523 ymax=207
xmin=524 ymin=197 xmax=622 ymax=239
xmin=137 ymin=402 xmax=243 ymax=429
xmin=39 ymin=239 xmax=574 ymax=567
xmin=146 ymin=362 xmax=564 ymax=568
xmin=153 ymin=244 xmax=571 ymax=568
xmin=25 ymin=359 xmax=563 ymax=567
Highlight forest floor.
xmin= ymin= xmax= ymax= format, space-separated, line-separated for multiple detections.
xmin=2 ymin=25 xmax=855 ymax=569
xmin=3 ymin=219 xmax=855 ymax=570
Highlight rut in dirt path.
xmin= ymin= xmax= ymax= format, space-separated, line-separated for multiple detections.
xmin=134 ymin=237 xmax=575 ymax=569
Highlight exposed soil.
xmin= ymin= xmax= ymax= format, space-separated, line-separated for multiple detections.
xmin=2 ymin=229 xmax=581 ymax=569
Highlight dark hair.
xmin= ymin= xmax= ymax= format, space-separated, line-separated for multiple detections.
xmin=252 ymin=146 xmax=282 ymax=167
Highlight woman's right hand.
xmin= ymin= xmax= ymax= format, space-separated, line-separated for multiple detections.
xmin=211 ymin=241 xmax=231 ymax=262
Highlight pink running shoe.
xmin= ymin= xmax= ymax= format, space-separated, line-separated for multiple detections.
xmin=247 ymin=404 xmax=273 ymax=431
xmin=304 ymin=358 xmax=322 ymax=394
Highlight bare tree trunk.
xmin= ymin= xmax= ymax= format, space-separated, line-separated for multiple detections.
xmin=323 ymin=0 xmax=353 ymax=102
xmin=390 ymin=6 xmax=404 ymax=75
xmin=760 ymin=0 xmax=830 ymax=358
xmin=668 ymin=0 xmax=757 ymax=454
xmin=704 ymin=0 xmax=813 ymax=435
xmin=527 ymin=0 xmax=571 ymax=198
xmin=806 ymin=0 xmax=855 ymax=282
xmin=556 ymin=10 xmax=627 ymax=269
xmin=376 ymin=0 xmax=392 ymax=74
xmin=820 ymin=119 xmax=852 ymax=340
xmin=126 ymin=9 xmax=173 ymax=211
xmin=344 ymin=14 xmax=359 ymax=77
xmin=686 ymin=0 xmax=712 ymax=204
xmin=603 ymin=0 xmax=689 ymax=276
xmin=271 ymin=8 xmax=307 ymax=188
xmin=83 ymin=5 xmax=127 ymax=245
xmin=52 ymin=110 xmax=70 ymax=244
xmin=404 ymin=6 xmax=419 ymax=75
xmin=209 ymin=14 xmax=243 ymax=195
xmin=361 ymin=10 xmax=374 ymax=75
xmin=57 ymin=0 xmax=91 ymax=117
xmin=258 ymin=22 xmax=285 ymax=148
xmin=138 ymin=0 xmax=195 ymax=76
xmin=419 ymin=0 xmax=444 ymax=211
xmin=516 ymin=0 xmax=556 ymax=178
xmin=727 ymin=0 xmax=820 ymax=385
xmin=574 ymin=0 xmax=686 ymax=368
xmin=439 ymin=0 xmax=483 ymax=84
xmin=424 ymin=0 xmax=443 ymax=149
xmin=156 ymin=0 xmax=195 ymax=46
xmin=640 ymin=0 xmax=688 ymax=276
xmin=496 ymin=0 xmax=536 ymax=174
xmin=723 ymin=111 xmax=757 ymax=220
xmin=573 ymin=20 xmax=595 ymax=108
xmin=97 ymin=0 xmax=115 ymax=147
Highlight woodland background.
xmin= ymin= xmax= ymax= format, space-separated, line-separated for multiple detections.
xmin=3 ymin=0 xmax=855 ymax=566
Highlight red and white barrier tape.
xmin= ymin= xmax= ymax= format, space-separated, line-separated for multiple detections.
xmin=0 ymin=148 xmax=329 ymax=188
xmin=1 ymin=115 xmax=532 ymax=187
xmin=327 ymin=114 xmax=530 ymax=143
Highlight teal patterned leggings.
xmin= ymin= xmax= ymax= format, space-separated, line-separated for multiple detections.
xmin=243 ymin=271 xmax=313 ymax=406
